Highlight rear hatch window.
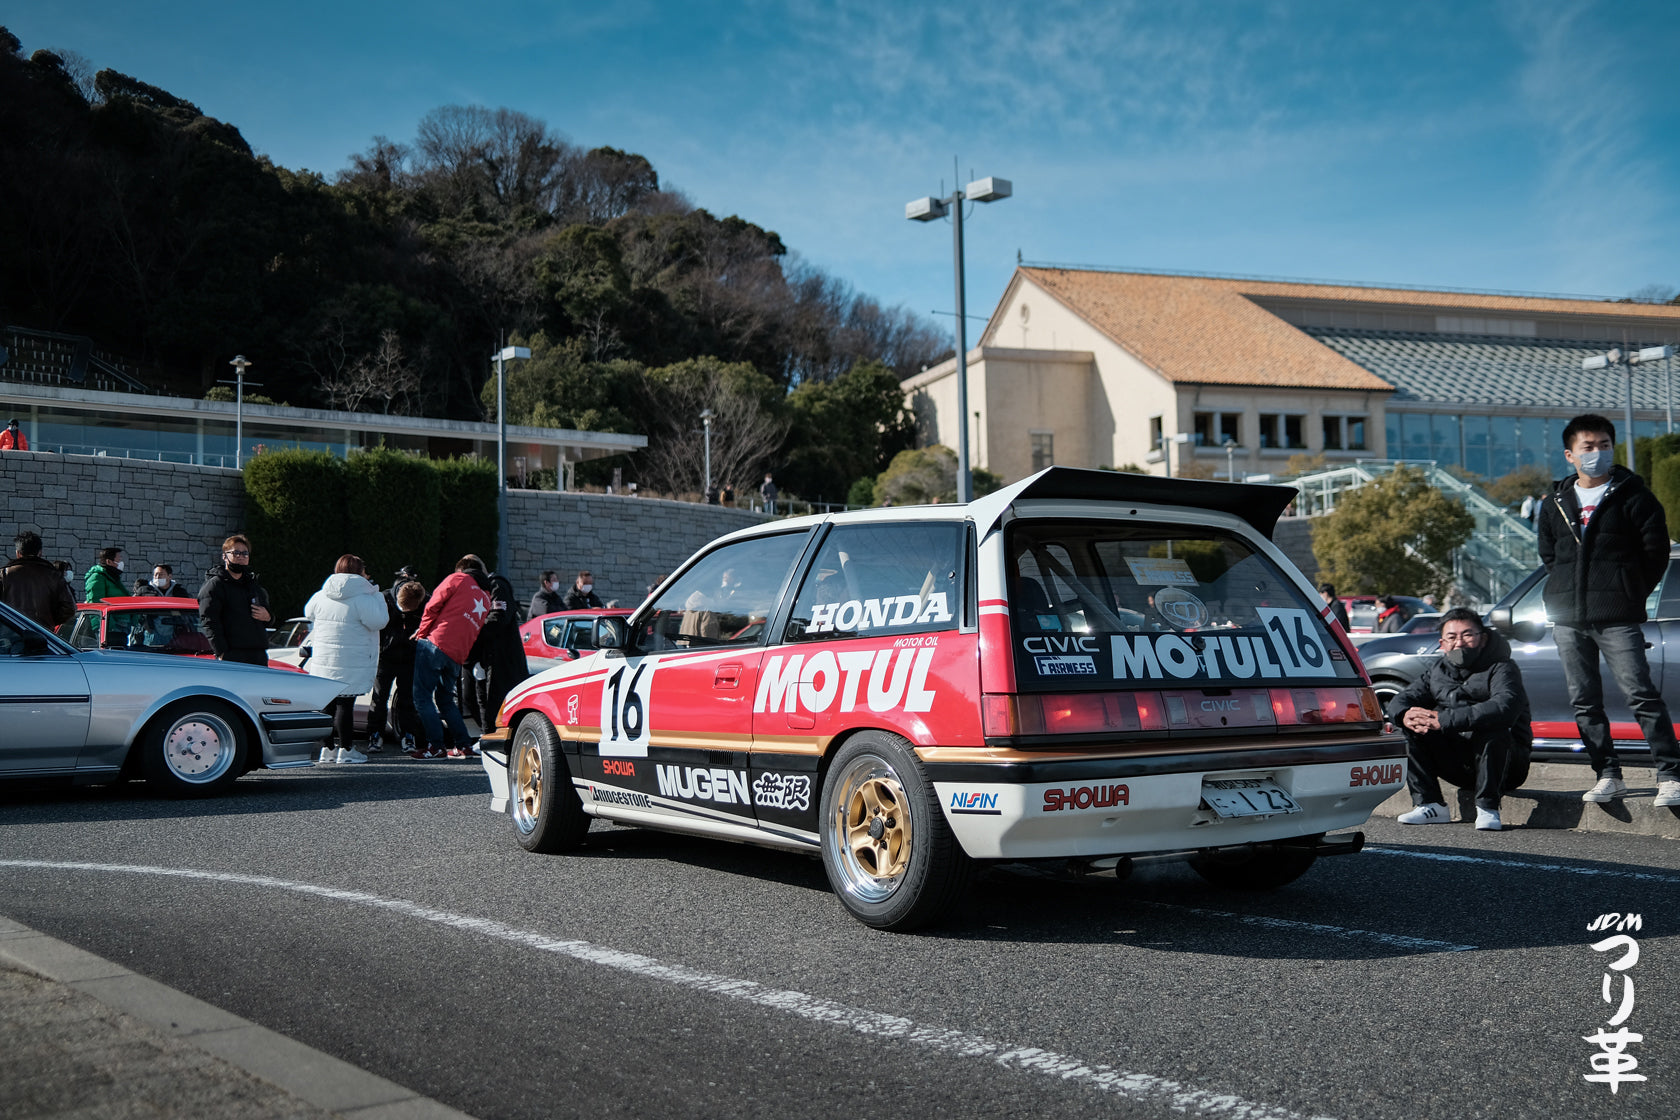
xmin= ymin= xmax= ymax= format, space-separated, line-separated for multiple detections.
xmin=1007 ymin=520 xmax=1359 ymax=691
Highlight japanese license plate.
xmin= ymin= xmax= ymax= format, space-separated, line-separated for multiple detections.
xmin=1201 ymin=777 xmax=1300 ymax=818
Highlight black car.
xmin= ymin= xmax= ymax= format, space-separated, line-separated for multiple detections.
xmin=1357 ymin=548 xmax=1680 ymax=763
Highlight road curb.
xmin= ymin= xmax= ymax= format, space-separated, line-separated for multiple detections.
xmin=1372 ymin=764 xmax=1680 ymax=839
xmin=0 ymin=915 xmax=475 ymax=1120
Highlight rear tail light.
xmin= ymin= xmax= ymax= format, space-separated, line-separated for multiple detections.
xmin=983 ymin=692 xmax=1167 ymax=737
xmin=1269 ymin=686 xmax=1380 ymax=725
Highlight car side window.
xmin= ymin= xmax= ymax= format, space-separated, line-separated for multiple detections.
xmin=0 ymin=614 xmax=31 ymax=656
xmin=636 ymin=532 xmax=808 ymax=651
xmin=67 ymin=612 xmax=100 ymax=650
xmin=785 ymin=523 xmax=965 ymax=641
xmin=542 ymin=618 xmax=567 ymax=647
xmin=566 ymin=620 xmax=597 ymax=652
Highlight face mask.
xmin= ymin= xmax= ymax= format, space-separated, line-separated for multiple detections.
xmin=114 ymin=561 xmax=125 ymax=572
xmin=579 ymin=583 xmax=593 ymax=594
xmin=153 ymin=575 xmax=170 ymax=587
xmin=1574 ymin=448 xmax=1613 ymax=477
xmin=226 ymin=561 xmax=248 ymax=575
xmin=1442 ymin=643 xmax=1482 ymax=668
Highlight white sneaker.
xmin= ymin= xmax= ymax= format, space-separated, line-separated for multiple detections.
xmin=1654 ymin=780 xmax=1680 ymax=808
xmin=1583 ymin=777 xmax=1628 ymax=803
xmin=318 ymin=747 xmax=335 ymax=763
xmin=336 ymin=747 xmax=369 ymax=764
xmin=1475 ymin=807 xmax=1502 ymax=831
xmin=1398 ymin=803 xmax=1451 ymax=825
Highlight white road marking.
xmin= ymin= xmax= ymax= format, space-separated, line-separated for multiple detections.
xmin=1366 ymin=845 xmax=1680 ymax=885
xmin=0 ymin=859 xmax=1334 ymax=1120
xmin=1135 ymin=901 xmax=1476 ymax=953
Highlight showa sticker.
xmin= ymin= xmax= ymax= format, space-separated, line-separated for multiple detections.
xmin=1584 ymin=912 xmax=1644 ymax=1093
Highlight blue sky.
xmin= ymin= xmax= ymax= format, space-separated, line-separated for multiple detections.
xmin=12 ymin=1 xmax=1680 ymax=336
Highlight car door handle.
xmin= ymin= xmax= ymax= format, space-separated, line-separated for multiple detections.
xmin=715 ymin=663 xmax=742 ymax=689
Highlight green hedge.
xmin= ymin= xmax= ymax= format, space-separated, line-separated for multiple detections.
xmin=1654 ymin=455 xmax=1680 ymax=540
xmin=243 ymin=450 xmax=498 ymax=616
xmin=243 ymin=449 xmax=348 ymax=619
xmin=434 ymin=458 xmax=500 ymax=581
xmin=346 ymin=447 xmax=443 ymax=591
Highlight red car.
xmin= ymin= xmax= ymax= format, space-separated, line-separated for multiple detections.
xmin=61 ymin=597 xmax=303 ymax=673
xmin=520 ymin=608 xmax=634 ymax=667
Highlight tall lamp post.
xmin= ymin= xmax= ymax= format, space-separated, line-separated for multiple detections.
xmin=700 ymin=408 xmax=715 ymax=495
xmin=224 ymin=355 xmax=254 ymax=469
xmin=1584 ymin=345 xmax=1675 ymax=469
xmin=1223 ymin=437 xmax=1239 ymax=483
xmin=494 ymin=344 xmax=532 ymax=573
xmin=906 ymin=173 xmax=1011 ymax=503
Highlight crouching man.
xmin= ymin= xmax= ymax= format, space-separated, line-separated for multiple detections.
xmin=1387 ymin=608 xmax=1532 ymax=832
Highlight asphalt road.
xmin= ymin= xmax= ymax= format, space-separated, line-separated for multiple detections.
xmin=2 ymin=760 xmax=1676 ymax=1120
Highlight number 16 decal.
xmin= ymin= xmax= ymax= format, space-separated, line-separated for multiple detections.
xmin=601 ymin=658 xmax=655 ymax=757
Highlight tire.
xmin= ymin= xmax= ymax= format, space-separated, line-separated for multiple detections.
xmin=1369 ymin=678 xmax=1405 ymax=714
xmin=140 ymin=699 xmax=248 ymax=798
xmin=509 ymin=713 xmax=588 ymax=853
xmin=819 ymin=731 xmax=973 ymax=931
xmin=1189 ymin=844 xmax=1318 ymax=890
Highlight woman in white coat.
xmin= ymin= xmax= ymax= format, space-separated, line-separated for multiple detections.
xmin=304 ymin=554 xmax=389 ymax=763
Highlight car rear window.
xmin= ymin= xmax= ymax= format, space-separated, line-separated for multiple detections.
xmin=106 ymin=608 xmax=214 ymax=655
xmin=1007 ymin=520 xmax=1358 ymax=689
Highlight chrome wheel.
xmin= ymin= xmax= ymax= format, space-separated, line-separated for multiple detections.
xmin=511 ymin=724 xmax=545 ymax=837
xmin=827 ymin=752 xmax=914 ymax=903
xmin=160 ymin=711 xmax=239 ymax=784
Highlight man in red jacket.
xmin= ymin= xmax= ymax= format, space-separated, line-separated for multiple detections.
xmin=409 ymin=555 xmax=492 ymax=760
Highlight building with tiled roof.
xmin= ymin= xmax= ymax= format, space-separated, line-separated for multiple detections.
xmin=902 ymin=267 xmax=1680 ymax=484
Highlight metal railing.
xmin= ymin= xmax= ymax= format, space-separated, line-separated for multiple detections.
xmin=1283 ymin=458 xmax=1539 ymax=604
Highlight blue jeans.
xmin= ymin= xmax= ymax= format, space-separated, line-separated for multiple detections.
xmin=413 ymin=639 xmax=472 ymax=749
xmin=1554 ymin=624 xmax=1680 ymax=781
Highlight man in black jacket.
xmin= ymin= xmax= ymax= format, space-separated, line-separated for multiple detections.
xmin=197 ymin=533 xmax=272 ymax=665
xmin=563 ymin=569 xmax=603 ymax=610
xmin=1537 ymin=413 xmax=1680 ymax=809
xmin=529 ymin=570 xmax=564 ymax=619
xmin=0 ymin=530 xmax=75 ymax=629
xmin=1387 ymin=608 xmax=1531 ymax=832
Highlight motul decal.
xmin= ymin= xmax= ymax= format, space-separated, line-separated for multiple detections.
xmin=753 ymin=646 xmax=938 ymax=715
xmin=808 ymin=593 xmax=952 ymax=632
xmin=1112 ymin=611 xmax=1331 ymax=682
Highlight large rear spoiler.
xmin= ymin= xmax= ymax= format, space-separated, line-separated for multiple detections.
xmin=965 ymin=466 xmax=1298 ymax=539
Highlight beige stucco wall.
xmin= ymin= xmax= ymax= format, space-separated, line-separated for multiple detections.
xmin=908 ymin=273 xmax=1396 ymax=484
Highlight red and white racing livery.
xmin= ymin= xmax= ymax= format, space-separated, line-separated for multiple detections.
xmin=482 ymin=467 xmax=1404 ymax=930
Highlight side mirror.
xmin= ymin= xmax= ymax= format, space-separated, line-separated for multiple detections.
xmin=1510 ymin=619 xmax=1547 ymax=644
xmin=594 ymin=617 xmax=629 ymax=652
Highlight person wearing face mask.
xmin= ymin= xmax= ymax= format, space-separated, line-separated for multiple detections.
xmin=84 ymin=547 xmax=128 ymax=603
xmin=138 ymin=563 xmax=194 ymax=598
xmin=197 ymin=533 xmax=272 ymax=665
xmin=563 ymin=569 xmax=603 ymax=610
xmin=530 ymin=570 xmax=564 ymax=618
xmin=1538 ymin=413 xmax=1680 ymax=809
xmin=1387 ymin=609 xmax=1531 ymax=832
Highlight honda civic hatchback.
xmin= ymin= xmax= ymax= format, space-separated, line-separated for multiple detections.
xmin=481 ymin=468 xmax=1401 ymax=930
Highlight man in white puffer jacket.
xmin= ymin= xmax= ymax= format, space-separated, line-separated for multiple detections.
xmin=305 ymin=555 xmax=390 ymax=763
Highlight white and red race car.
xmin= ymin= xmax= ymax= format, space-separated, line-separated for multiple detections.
xmin=481 ymin=467 xmax=1403 ymax=930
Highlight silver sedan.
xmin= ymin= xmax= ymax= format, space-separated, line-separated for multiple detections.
xmin=1 ymin=601 xmax=339 ymax=796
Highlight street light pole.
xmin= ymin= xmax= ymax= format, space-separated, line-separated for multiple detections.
xmin=226 ymin=355 xmax=253 ymax=469
xmin=493 ymin=344 xmax=532 ymax=573
xmin=907 ymin=174 xmax=1011 ymax=504
xmin=1223 ymin=437 xmax=1238 ymax=482
xmin=700 ymin=408 xmax=715 ymax=494
xmin=1583 ymin=344 xmax=1676 ymax=471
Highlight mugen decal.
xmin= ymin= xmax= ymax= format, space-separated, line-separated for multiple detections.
xmin=753 ymin=772 xmax=811 ymax=811
xmin=656 ymin=764 xmax=750 ymax=805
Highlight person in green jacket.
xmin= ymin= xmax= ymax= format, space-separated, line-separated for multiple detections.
xmin=84 ymin=546 xmax=128 ymax=602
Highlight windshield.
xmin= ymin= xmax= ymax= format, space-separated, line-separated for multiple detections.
xmin=106 ymin=608 xmax=214 ymax=655
xmin=1007 ymin=520 xmax=1359 ymax=689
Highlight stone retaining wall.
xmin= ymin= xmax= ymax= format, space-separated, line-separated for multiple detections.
xmin=1 ymin=451 xmax=766 ymax=608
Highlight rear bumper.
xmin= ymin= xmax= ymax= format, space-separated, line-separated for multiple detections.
xmin=932 ymin=751 xmax=1406 ymax=861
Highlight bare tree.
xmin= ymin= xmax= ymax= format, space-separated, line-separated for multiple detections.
xmin=636 ymin=361 xmax=790 ymax=495
xmin=319 ymin=329 xmax=421 ymax=414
